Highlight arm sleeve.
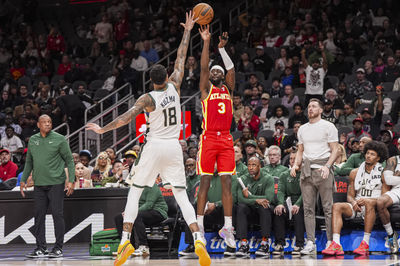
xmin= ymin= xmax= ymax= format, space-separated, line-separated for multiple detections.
xmin=383 ymin=170 xmax=400 ymax=186
xmin=294 ymin=195 xmax=303 ymax=207
xmin=59 ymin=139 xmax=75 ymax=183
xmin=16 ymin=137 xmax=23 ymax=148
xmin=277 ymin=175 xmax=286 ymax=205
xmin=21 ymin=144 xmax=33 ymax=183
xmin=334 ymin=155 xmax=356 ymax=176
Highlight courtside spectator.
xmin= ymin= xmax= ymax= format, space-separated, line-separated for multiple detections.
xmin=0 ymin=149 xmax=18 ymax=181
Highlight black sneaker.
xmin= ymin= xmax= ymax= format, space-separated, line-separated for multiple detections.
xmin=236 ymin=242 xmax=249 ymax=257
xmin=292 ymin=245 xmax=303 ymax=255
xmin=26 ymin=247 xmax=49 ymax=258
xmin=272 ymin=244 xmax=284 ymax=255
xmin=179 ymin=244 xmax=195 ymax=256
xmin=48 ymin=247 xmax=63 ymax=258
xmin=255 ymin=243 xmax=270 ymax=257
xmin=224 ymin=246 xmax=237 ymax=256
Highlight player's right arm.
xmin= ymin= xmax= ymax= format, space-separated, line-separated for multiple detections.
xmin=86 ymin=94 xmax=155 ymax=134
xmin=290 ymin=143 xmax=303 ymax=177
xmin=347 ymin=168 xmax=357 ymax=205
xmin=199 ymin=25 xmax=211 ymax=101
xmin=301 ymin=48 xmax=308 ymax=68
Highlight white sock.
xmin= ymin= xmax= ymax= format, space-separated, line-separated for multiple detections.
xmin=363 ymin=233 xmax=371 ymax=245
xmin=224 ymin=216 xmax=232 ymax=228
xmin=332 ymin=233 xmax=340 ymax=244
xmin=193 ymin=231 xmax=204 ymax=242
xmin=120 ymin=231 xmax=131 ymax=245
xmin=384 ymin=223 xmax=394 ymax=236
xmin=197 ymin=215 xmax=204 ymax=228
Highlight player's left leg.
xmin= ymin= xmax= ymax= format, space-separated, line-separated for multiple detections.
xmin=377 ymin=193 xmax=398 ymax=253
xmin=353 ymin=200 xmax=377 ymax=256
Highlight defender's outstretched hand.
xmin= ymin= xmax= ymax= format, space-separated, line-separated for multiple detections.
xmin=86 ymin=123 xmax=104 ymax=134
xmin=180 ymin=11 xmax=198 ymax=31
xmin=199 ymin=24 xmax=211 ymax=41
xmin=218 ymin=32 xmax=229 ymax=48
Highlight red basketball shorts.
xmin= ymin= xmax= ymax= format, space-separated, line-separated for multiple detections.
xmin=196 ymin=131 xmax=235 ymax=175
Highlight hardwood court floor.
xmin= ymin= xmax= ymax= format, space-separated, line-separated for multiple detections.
xmin=0 ymin=244 xmax=399 ymax=266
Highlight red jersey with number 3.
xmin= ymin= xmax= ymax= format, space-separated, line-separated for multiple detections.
xmin=201 ymin=84 xmax=233 ymax=131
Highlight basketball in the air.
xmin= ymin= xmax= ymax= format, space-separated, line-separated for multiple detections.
xmin=193 ymin=3 xmax=214 ymax=25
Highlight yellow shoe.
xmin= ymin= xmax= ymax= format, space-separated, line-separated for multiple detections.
xmin=114 ymin=240 xmax=135 ymax=266
xmin=195 ymin=240 xmax=211 ymax=266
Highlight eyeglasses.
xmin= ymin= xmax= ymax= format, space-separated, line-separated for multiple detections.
xmin=186 ymin=164 xmax=195 ymax=167
xmin=98 ymin=157 xmax=108 ymax=160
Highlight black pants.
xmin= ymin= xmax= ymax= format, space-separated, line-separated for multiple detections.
xmin=114 ymin=210 xmax=165 ymax=246
xmin=236 ymin=203 xmax=272 ymax=240
xmin=273 ymin=206 xmax=305 ymax=247
xmin=33 ymin=184 xmax=65 ymax=250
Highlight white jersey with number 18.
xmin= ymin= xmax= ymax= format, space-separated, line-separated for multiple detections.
xmin=146 ymin=83 xmax=181 ymax=140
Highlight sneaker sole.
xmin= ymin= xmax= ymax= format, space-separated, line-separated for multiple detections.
xmin=195 ymin=241 xmax=211 ymax=266
xmin=353 ymin=251 xmax=369 ymax=256
xmin=114 ymin=244 xmax=135 ymax=266
xmin=25 ymin=254 xmax=48 ymax=258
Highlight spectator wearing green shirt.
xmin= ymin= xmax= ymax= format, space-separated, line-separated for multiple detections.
xmin=334 ymin=136 xmax=371 ymax=176
xmin=263 ymin=145 xmax=288 ymax=177
xmin=236 ymin=157 xmax=275 ymax=257
xmin=20 ymin=115 xmax=75 ymax=259
xmin=273 ymin=151 xmax=305 ymax=255
xmin=185 ymin=158 xmax=200 ymax=203
xmin=115 ymin=183 xmax=168 ymax=257
xmin=234 ymin=145 xmax=248 ymax=177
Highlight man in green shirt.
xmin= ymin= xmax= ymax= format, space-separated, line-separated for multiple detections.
xmin=236 ymin=157 xmax=275 ymax=257
xmin=115 ymin=183 xmax=168 ymax=257
xmin=234 ymin=145 xmax=248 ymax=177
xmin=273 ymin=151 xmax=305 ymax=255
xmin=263 ymin=145 xmax=288 ymax=177
xmin=185 ymin=158 xmax=200 ymax=203
xmin=334 ymin=136 xmax=371 ymax=176
xmin=20 ymin=115 xmax=75 ymax=259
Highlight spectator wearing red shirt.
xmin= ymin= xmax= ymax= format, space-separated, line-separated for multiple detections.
xmin=0 ymin=149 xmax=18 ymax=182
xmin=238 ymin=105 xmax=260 ymax=137
xmin=57 ymin=55 xmax=71 ymax=75
xmin=10 ymin=58 xmax=26 ymax=80
xmin=46 ymin=27 xmax=65 ymax=60
xmin=114 ymin=12 xmax=129 ymax=49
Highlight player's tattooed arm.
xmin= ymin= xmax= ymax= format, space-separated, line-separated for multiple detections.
xmin=86 ymin=94 xmax=155 ymax=134
xmin=384 ymin=157 xmax=396 ymax=172
xmin=169 ymin=11 xmax=197 ymax=95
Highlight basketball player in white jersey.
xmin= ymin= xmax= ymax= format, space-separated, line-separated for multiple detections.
xmin=322 ymin=141 xmax=389 ymax=256
xmin=377 ymin=154 xmax=400 ymax=253
xmin=86 ymin=12 xmax=211 ymax=266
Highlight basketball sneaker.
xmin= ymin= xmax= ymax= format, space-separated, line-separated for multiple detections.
xmin=388 ymin=231 xmax=399 ymax=254
xmin=322 ymin=241 xmax=344 ymax=256
xmin=224 ymin=246 xmax=237 ymax=256
xmin=219 ymin=226 xmax=236 ymax=248
xmin=272 ymin=244 xmax=284 ymax=255
xmin=132 ymin=245 xmax=150 ymax=257
xmin=353 ymin=240 xmax=369 ymax=256
xmin=48 ymin=247 xmax=63 ymax=258
xmin=179 ymin=244 xmax=195 ymax=256
xmin=114 ymin=240 xmax=135 ymax=266
xmin=236 ymin=240 xmax=250 ymax=257
xmin=292 ymin=245 xmax=303 ymax=255
xmin=194 ymin=238 xmax=211 ymax=266
xmin=300 ymin=240 xmax=317 ymax=255
xmin=26 ymin=247 xmax=49 ymax=258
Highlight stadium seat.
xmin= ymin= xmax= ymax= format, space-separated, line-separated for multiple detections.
xmin=258 ymin=129 xmax=274 ymax=139
xmin=268 ymin=98 xmax=282 ymax=108
xmin=337 ymin=126 xmax=352 ymax=137
xmin=363 ymin=91 xmax=376 ymax=100
xmin=0 ymin=177 xmax=17 ymax=190
xmin=235 ymin=72 xmax=246 ymax=84
xmin=89 ymin=80 xmax=105 ymax=93
xmin=253 ymin=71 xmax=265 ymax=81
xmin=326 ymin=75 xmax=339 ymax=88
xmin=382 ymin=82 xmax=394 ymax=92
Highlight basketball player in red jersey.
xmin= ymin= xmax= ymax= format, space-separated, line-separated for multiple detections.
xmin=197 ymin=25 xmax=236 ymax=251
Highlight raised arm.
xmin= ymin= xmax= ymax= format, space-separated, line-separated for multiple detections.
xmin=301 ymin=48 xmax=308 ymax=68
xmin=217 ymin=32 xmax=235 ymax=94
xmin=199 ymin=25 xmax=211 ymax=101
xmin=86 ymin=94 xmax=155 ymax=134
xmin=169 ymin=11 xmax=197 ymax=96
xmin=319 ymin=42 xmax=328 ymax=72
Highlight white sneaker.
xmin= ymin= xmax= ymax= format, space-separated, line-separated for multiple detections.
xmin=219 ymin=226 xmax=236 ymax=249
xmin=133 ymin=245 xmax=150 ymax=257
xmin=300 ymin=240 xmax=316 ymax=255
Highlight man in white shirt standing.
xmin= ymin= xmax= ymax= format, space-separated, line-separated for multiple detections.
xmin=302 ymin=42 xmax=328 ymax=106
xmin=291 ymin=98 xmax=338 ymax=255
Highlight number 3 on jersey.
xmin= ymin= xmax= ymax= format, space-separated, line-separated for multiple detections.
xmin=218 ymin=102 xmax=226 ymax=114
xmin=163 ymin=107 xmax=177 ymax=127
